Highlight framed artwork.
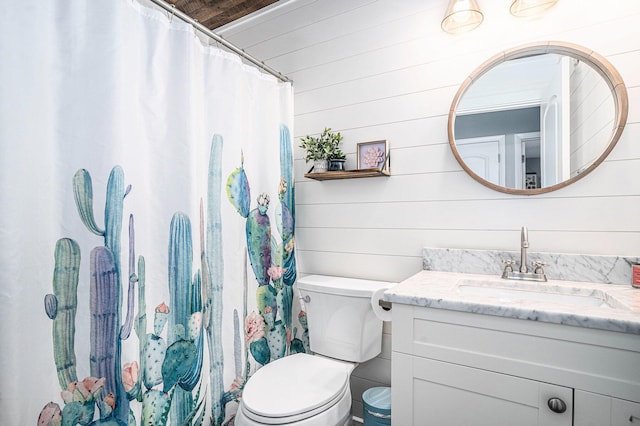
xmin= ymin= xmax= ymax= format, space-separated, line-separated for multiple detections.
xmin=356 ymin=140 xmax=388 ymax=171
xmin=525 ymin=173 xmax=538 ymax=189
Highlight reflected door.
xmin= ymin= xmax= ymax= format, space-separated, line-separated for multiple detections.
xmin=457 ymin=135 xmax=505 ymax=186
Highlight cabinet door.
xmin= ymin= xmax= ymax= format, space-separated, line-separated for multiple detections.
xmin=612 ymin=398 xmax=640 ymax=426
xmin=574 ymin=390 xmax=611 ymax=426
xmin=392 ymin=353 xmax=572 ymax=426
xmin=575 ymin=390 xmax=640 ymax=426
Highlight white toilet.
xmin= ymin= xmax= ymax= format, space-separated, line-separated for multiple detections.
xmin=235 ymin=275 xmax=391 ymax=426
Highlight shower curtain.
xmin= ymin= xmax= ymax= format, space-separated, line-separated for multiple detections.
xmin=0 ymin=1 xmax=299 ymax=425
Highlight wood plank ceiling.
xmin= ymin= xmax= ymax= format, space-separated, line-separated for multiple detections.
xmin=168 ymin=0 xmax=278 ymax=29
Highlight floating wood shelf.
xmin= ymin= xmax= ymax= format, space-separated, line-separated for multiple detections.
xmin=303 ymin=168 xmax=390 ymax=181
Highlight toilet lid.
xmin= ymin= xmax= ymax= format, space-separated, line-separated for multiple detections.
xmin=242 ymin=353 xmax=350 ymax=420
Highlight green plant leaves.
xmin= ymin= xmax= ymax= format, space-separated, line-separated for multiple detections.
xmin=299 ymin=127 xmax=344 ymax=161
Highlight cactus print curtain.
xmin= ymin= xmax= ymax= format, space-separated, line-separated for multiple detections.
xmin=0 ymin=1 xmax=299 ymax=425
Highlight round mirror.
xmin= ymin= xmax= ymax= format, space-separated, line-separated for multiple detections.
xmin=448 ymin=41 xmax=628 ymax=194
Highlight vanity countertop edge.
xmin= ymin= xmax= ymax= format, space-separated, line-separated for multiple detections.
xmin=383 ymin=270 xmax=640 ymax=335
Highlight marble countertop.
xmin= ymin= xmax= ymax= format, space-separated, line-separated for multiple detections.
xmin=383 ymin=270 xmax=640 ymax=334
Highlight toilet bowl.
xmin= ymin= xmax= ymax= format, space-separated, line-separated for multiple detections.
xmin=235 ymin=275 xmax=392 ymax=426
xmin=235 ymin=353 xmax=354 ymax=425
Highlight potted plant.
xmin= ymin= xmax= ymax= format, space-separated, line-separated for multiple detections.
xmin=299 ymin=127 xmax=345 ymax=173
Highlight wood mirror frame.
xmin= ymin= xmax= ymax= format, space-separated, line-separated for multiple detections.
xmin=448 ymin=41 xmax=628 ymax=195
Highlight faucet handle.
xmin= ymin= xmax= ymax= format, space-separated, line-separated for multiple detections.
xmin=502 ymin=259 xmax=515 ymax=273
xmin=531 ymin=261 xmax=546 ymax=275
xmin=501 ymin=259 xmax=515 ymax=279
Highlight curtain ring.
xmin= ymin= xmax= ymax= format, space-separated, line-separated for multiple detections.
xmin=168 ymin=5 xmax=175 ymax=23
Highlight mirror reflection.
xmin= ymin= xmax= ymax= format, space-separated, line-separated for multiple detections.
xmin=449 ymin=42 xmax=628 ymax=194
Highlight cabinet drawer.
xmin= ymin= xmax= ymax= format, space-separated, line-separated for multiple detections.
xmin=392 ymin=352 xmax=572 ymax=426
xmin=392 ymin=304 xmax=640 ymax=402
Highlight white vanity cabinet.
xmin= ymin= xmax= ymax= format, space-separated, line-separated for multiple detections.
xmin=391 ymin=304 xmax=640 ymax=426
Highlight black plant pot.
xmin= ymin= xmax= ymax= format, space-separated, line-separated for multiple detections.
xmin=328 ymin=159 xmax=346 ymax=171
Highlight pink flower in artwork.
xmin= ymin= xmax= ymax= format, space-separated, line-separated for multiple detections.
xmin=60 ymin=385 xmax=75 ymax=404
xmin=83 ymin=377 xmax=105 ymax=397
xmin=103 ymin=393 xmax=116 ymax=410
xmin=60 ymin=376 xmax=105 ymax=403
xmin=122 ymin=361 xmax=139 ymax=392
xmin=267 ymin=266 xmax=286 ymax=281
xmin=363 ymin=146 xmax=384 ymax=168
xmin=155 ymin=302 xmax=170 ymax=313
xmin=229 ymin=376 xmax=245 ymax=397
xmin=245 ymin=311 xmax=265 ymax=344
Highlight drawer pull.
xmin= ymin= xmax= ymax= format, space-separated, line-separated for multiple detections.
xmin=547 ymin=397 xmax=567 ymax=414
xmin=630 ymin=415 xmax=640 ymax=422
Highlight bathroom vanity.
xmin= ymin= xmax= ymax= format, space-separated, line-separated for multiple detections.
xmin=384 ymin=271 xmax=640 ymax=426
xmin=385 ymin=34 xmax=637 ymax=424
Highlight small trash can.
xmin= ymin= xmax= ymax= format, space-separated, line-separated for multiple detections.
xmin=362 ymin=386 xmax=391 ymax=426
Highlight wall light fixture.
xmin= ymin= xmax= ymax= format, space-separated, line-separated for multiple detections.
xmin=441 ymin=0 xmax=484 ymax=34
xmin=510 ymin=0 xmax=559 ymax=17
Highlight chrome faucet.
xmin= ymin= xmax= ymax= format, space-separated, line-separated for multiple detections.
xmin=502 ymin=226 xmax=547 ymax=282
xmin=520 ymin=226 xmax=529 ymax=273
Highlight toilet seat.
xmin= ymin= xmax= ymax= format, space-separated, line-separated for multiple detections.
xmin=240 ymin=353 xmax=352 ymax=424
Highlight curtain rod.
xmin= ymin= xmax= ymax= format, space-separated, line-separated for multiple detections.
xmin=147 ymin=0 xmax=291 ymax=83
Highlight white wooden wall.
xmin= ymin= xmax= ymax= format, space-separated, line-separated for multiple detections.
xmin=570 ymin=59 xmax=616 ymax=174
xmin=220 ymin=0 xmax=640 ymax=419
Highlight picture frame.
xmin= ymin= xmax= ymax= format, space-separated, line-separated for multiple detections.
xmin=525 ymin=173 xmax=538 ymax=190
xmin=356 ymin=140 xmax=389 ymax=171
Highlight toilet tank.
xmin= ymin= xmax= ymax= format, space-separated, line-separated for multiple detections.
xmin=297 ymin=275 xmax=392 ymax=363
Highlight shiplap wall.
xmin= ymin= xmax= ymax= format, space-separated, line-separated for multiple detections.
xmin=570 ymin=60 xmax=616 ymax=174
xmin=219 ymin=0 xmax=640 ymax=420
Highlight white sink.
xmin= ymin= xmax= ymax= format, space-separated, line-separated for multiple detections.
xmin=456 ymin=279 xmax=626 ymax=310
